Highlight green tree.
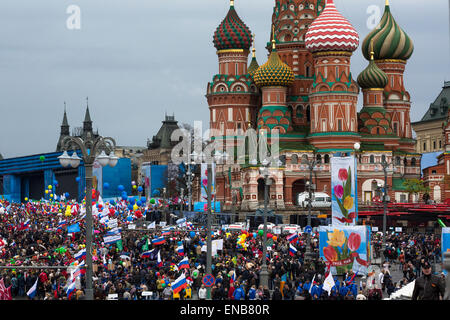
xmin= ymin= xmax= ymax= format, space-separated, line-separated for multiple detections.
xmin=402 ymin=179 xmax=430 ymax=203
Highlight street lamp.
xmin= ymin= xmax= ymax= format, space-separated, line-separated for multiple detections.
xmin=375 ymin=158 xmax=391 ymax=263
xmin=184 ymin=152 xmax=197 ymax=212
xmin=258 ymin=157 xmax=272 ymax=289
xmin=301 ymin=153 xmax=319 ymax=263
xmin=58 ymin=132 xmax=117 ymax=301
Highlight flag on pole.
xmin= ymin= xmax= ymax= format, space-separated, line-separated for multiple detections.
xmin=286 ymin=233 xmax=298 ymax=243
xmin=230 ymin=270 xmax=236 ymax=284
xmin=172 ymin=273 xmax=187 ymax=294
xmin=74 ymin=248 xmax=86 ymax=260
xmin=289 ymin=244 xmax=297 ymax=256
xmin=152 ymin=236 xmax=166 ymax=245
xmin=66 ymin=281 xmax=76 ymax=299
xmin=177 ymin=257 xmax=189 ymax=269
xmin=147 ymin=221 xmax=156 ymax=229
xmin=176 ymin=245 xmax=184 ymax=256
xmin=309 ymin=274 xmax=316 ymax=294
xmin=141 ymin=250 xmax=153 ymax=259
xmin=322 ymin=272 xmax=336 ymax=295
xmin=157 ymin=250 xmax=163 ymax=268
xmin=26 ymin=278 xmax=38 ymax=299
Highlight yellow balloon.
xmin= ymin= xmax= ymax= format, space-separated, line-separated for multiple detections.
xmin=45 ymin=190 xmax=49 ymax=194
xmin=50 ymin=194 xmax=53 ymax=198
xmin=133 ymin=185 xmax=137 ymax=189
xmin=65 ymin=212 xmax=71 ymax=217
xmin=133 ymin=204 xmax=138 ymax=211
xmin=48 ymin=185 xmax=52 ymax=190
xmin=24 ymin=197 xmax=28 ymax=201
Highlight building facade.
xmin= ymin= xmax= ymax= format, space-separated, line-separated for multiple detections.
xmin=412 ymin=81 xmax=450 ymax=153
xmin=207 ymin=0 xmax=421 ymax=219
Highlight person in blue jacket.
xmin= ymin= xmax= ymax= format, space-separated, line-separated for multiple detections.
xmin=233 ymin=284 xmax=246 ymax=301
xmin=310 ymin=281 xmax=322 ymax=300
xmin=339 ymin=283 xmax=349 ymax=297
xmin=247 ymin=285 xmax=256 ymax=300
xmin=303 ymin=279 xmax=311 ymax=293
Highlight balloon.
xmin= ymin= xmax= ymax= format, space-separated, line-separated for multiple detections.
xmin=150 ymin=199 xmax=156 ymax=204
xmin=121 ymin=196 xmax=127 ymax=201
xmin=138 ymin=186 xmax=143 ymax=193
xmin=192 ymin=270 xmax=199 ymax=279
xmin=127 ymin=204 xmax=133 ymax=211
xmin=133 ymin=204 xmax=138 ymax=211
xmin=129 ymin=198 xmax=135 ymax=205
xmin=141 ymin=197 xmax=146 ymax=202
xmin=273 ymin=236 xmax=277 ymax=241
xmin=110 ymin=200 xmax=115 ymax=205
xmin=189 ymin=231 xmax=196 ymax=238
xmin=127 ymin=216 xmax=133 ymax=221
xmin=267 ymin=233 xmax=273 ymax=239
xmin=50 ymin=194 xmax=53 ymax=198
xmin=162 ymin=283 xmax=166 ymax=288
xmin=253 ymin=233 xmax=257 ymax=238
xmin=135 ymin=211 xmax=142 ymax=218
xmin=133 ymin=185 xmax=137 ymax=190
xmin=103 ymin=182 xmax=110 ymax=189
xmin=131 ymin=181 xmax=136 ymax=186
xmin=48 ymin=185 xmax=52 ymax=190
xmin=65 ymin=192 xmax=70 ymax=198
xmin=136 ymin=201 xmax=142 ymax=207
xmin=39 ymin=155 xmax=45 ymax=161
xmin=258 ymin=230 xmax=264 ymax=236
xmin=24 ymin=197 xmax=28 ymax=201
xmin=118 ymin=185 xmax=124 ymax=191
xmin=53 ymin=180 xmax=58 ymax=186
xmin=76 ymin=177 xmax=81 ymax=182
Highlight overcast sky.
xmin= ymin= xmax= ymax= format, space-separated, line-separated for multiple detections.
xmin=0 ymin=0 xmax=449 ymax=158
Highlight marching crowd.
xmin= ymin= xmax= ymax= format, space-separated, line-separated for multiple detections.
xmin=0 ymin=199 xmax=447 ymax=300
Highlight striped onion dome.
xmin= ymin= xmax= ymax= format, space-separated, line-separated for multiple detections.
xmin=305 ymin=0 xmax=359 ymax=53
xmin=357 ymin=54 xmax=389 ymax=89
xmin=253 ymin=45 xmax=294 ymax=87
xmin=213 ymin=2 xmax=253 ymax=51
xmin=361 ymin=1 xmax=414 ymax=61
xmin=247 ymin=48 xmax=259 ymax=78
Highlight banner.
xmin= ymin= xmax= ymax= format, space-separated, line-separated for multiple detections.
xmin=93 ymin=160 xmax=103 ymax=197
xmin=319 ymin=225 xmax=370 ymax=275
xmin=104 ymin=234 xmax=122 ymax=245
xmin=442 ymin=227 xmax=450 ymax=258
xmin=201 ymin=163 xmax=216 ymax=204
xmin=331 ymin=156 xmax=357 ymax=226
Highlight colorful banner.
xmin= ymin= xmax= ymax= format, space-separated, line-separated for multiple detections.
xmin=442 ymin=227 xmax=450 ymax=258
xmin=319 ymin=225 xmax=370 ymax=275
xmin=331 ymin=156 xmax=357 ymax=225
xmin=201 ymin=163 xmax=215 ymax=203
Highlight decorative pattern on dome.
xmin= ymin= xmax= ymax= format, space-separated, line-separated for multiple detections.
xmin=248 ymin=56 xmax=259 ymax=78
xmin=361 ymin=3 xmax=413 ymax=61
xmin=305 ymin=0 xmax=359 ymax=53
xmin=253 ymin=48 xmax=294 ymax=87
xmin=357 ymin=59 xmax=388 ymax=89
xmin=213 ymin=3 xmax=253 ymax=51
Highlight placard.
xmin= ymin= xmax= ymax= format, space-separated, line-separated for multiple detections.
xmin=395 ymin=227 xmax=402 ymax=232
xmin=159 ymin=221 xmax=167 ymax=227
xmin=371 ymin=227 xmax=378 ymax=232
xmin=107 ymin=293 xmax=118 ymax=300
xmin=128 ymin=224 xmax=136 ymax=230
xmin=108 ymin=219 xmax=118 ymax=229
xmin=141 ymin=291 xmax=153 ymax=296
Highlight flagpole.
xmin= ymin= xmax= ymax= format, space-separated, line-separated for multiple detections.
xmin=206 ymin=162 xmax=212 ymax=300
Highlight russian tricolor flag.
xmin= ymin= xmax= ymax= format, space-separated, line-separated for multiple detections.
xmin=172 ymin=273 xmax=187 ymax=294
xmin=289 ymin=244 xmax=297 ymax=256
xmin=74 ymin=248 xmax=86 ymax=260
xmin=176 ymin=245 xmax=184 ymax=256
xmin=23 ymin=219 xmax=31 ymax=230
xmin=161 ymin=230 xmax=171 ymax=236
xmin=152 ymin=237 xmax=166 ymax=245
xmin=157 ymin=250 xmax=163 ymax=267
xmin=177 ymin=257 xmax=189 ymax=269
xmin=230 ymin=270 xmax=236 ymax=283
xmin=66 ymin=281 xmax=76 ymax=299
xmin=287 ymin=233 xmax=298 ymax=243
xmin=141 ymin=250 xmax=153 ymax=259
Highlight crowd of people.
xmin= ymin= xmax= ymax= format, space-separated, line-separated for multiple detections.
xmin=0 ymin=198 xmax=447 ymax=300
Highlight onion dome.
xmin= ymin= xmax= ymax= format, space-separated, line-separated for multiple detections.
xmin=305 ymin=0 xmax=359 ymax=53
xmin=357 ymin=49 xmax=388 ymax=89
xmin=361 ymin=0 xmax=414 ymax=61
xmin=253 ymin=40 xmax=294 ymax=87
xmin=213 ymin=1 xmax=253 ymax=51
xmin=247 ymin=35 xmax=259 ymax=78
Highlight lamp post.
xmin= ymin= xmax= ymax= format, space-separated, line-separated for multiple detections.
xmin=185 ymin=152 xmax=196 ymax=212
xmin=58 ymin=132 xmax=117 ymax=300
xmin=203 ymin=150 xmax=228 ymax=300
xmin=375 ymin=159 xmax=391 ymax=263
xmin=258 ymin=158 xmax=272 ymax=289
xmin=301 ymin=153 xmax=319 ymax=263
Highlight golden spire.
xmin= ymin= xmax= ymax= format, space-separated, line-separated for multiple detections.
xmin=370 ymin=39 xmax=374 ymax=61
xmin=385 ymin=0 xmax=389 ymax=6
xmin=252 ymin=34 xmax=256 ymax=57
xmin=230 ymin=0 xmax=234 ymax=7
xmin=272 ymin=25 xmax=276 ymax=50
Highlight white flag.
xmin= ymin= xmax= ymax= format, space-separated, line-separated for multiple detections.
xmin=309 ymin=274 xmax=316 ymax=294
xmin=147 ymin=221 xmax=156 ymax=229
xmin=322 ymin=272 xmax=336 ymax=295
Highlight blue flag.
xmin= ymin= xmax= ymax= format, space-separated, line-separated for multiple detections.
xmin=67 ymin=223 xmax=80 ymax=233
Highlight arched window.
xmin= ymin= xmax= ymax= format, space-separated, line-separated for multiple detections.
xmin=404 ymin=158 xmax=408 ymax=166
xmin=381 ymin=155 xmax=386 ymax=163
xmin=395 ymin=156 xmax=401 ymax=166
xmin=316 ymin=154 xmax=322 ymax=163
xmin=370 ymin=155 xmax=375 ymax=164
xmin=411 ymin=158 xmax=416 ymax=166
xmin=291 ymin=154 xmax=298 ymax=164
xmin=324 ymin=154 xmax=330 ymax=164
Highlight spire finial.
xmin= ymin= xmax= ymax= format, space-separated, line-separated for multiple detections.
xmin=64 ymin=101 xmax=66 ymax=112
xmin=230 ymin=0 xmax=234 ymax=7
xmin=370 ymin=39 xmax=374 ymax=61
xmin=385 ymin=0 xmax=389 ymax=6
xmin=272 ymin=25 xmax=276 ymax=50
xmin=252 ymin=34 xmax=256 ymax=57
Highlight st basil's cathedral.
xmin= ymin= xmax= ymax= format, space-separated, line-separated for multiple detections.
xmin=206 ymin=0 xmax=421 ymax=220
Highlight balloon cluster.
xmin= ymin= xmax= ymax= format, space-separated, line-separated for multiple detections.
xmin=65 ymin=205 xmax=72 ymax=217
xmin=45 ymin=185 xmax=56 ymax=200
xmin=237 ymin=233 xmax=248 ymax=251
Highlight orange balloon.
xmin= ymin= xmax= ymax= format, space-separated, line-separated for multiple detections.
xmin=273 ymin=236 xmax=277 ymax=241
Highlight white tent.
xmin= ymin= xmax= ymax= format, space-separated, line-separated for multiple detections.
xmin=384 ymin=280 xmax=415 ymax=300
